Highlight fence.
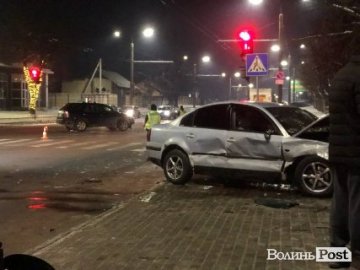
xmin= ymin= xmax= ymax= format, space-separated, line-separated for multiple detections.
xmin=49 ymin=93 xmax=118 ymax=108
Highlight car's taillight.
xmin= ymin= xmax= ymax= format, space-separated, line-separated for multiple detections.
xmin=64 ymin=111 xmax=69 ymax=118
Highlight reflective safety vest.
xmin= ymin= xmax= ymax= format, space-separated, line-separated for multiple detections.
xmin=145 ymin=110 xmax=161 ymax=130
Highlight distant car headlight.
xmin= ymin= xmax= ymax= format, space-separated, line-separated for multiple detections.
xmin=164 ymin=110 xmax=170 ymax=116
xmin=125 ymin=109 xmax=134 ymax=117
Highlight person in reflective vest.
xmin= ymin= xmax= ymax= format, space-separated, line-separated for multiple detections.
xmin=178 ymin=105 xmax=186 ymax=117
xmin=144 ymin=104 xmax=161 ymax=140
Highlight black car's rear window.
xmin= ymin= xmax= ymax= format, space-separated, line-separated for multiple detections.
xmin=61 ymin=103 xmax=84 ymax=112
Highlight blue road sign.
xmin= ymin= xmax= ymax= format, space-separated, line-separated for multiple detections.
xmin=245 ymin=53 xmax=269 ymax=77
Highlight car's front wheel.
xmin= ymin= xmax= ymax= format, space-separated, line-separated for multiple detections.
xmin=74 ymin=119 xmax=87 ymax=132
xmin=163 ymin=149 xmax=193 ymax=185
xmin=117 ymin=119 xmax=128 ymax=131
xmin=294 ymin=156 xmax=333 ymax=197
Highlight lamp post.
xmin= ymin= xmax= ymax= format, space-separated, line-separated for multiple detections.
xmin=130 ymin=41 xmax=135 ymax=105
xmin=228 ymin=72 xmax=241 ymax=100
xmin=277 ymin=7 xmax=285 ymax=102
xmin=192 ymin=63 xmax=197 ymax=108
xmin=184 ymin=55 xmax=211 ymax=107
xmin=114 ymin=26 xmax=154 ymax=105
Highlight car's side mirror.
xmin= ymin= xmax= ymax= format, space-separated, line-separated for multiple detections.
xmin=264 ymin=129 xmax=274 ymax=141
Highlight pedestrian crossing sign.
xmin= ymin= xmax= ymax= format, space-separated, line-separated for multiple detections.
xmin=245 ymin=53 xmax=269 ymax=77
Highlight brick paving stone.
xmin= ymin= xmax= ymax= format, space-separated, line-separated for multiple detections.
xmin=28 ymin=182 xmax=332 ymax=270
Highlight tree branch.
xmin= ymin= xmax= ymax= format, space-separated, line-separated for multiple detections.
xmin=294 ymin=30 xmax=353 ymax=41
xmin=332 ymin=4 xmax=360 ymax=18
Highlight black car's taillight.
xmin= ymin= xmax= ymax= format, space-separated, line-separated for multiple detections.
xmin=64 ymin=111 xmax=69 ymax=118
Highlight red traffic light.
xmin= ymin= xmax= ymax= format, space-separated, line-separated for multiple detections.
xmin=239 ymin=31 xmax=251 ymax=41
xmin=28 ymin=66 xmax=42 ymax=83
xmin=239 ymin=30 xmax=254 ymax=55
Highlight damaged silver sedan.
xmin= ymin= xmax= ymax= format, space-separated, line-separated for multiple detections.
xmin=146 ymin=102 xmax=332 ymax=197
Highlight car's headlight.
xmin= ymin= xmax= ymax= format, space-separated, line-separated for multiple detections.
xmin=164 ymin=110 xmax=170 ymax=116
xmin=125 ymin=110 xmax=134 ymax=117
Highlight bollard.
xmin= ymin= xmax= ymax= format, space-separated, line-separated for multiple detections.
xmin=41 ymin=126 xmax=48 ymax=140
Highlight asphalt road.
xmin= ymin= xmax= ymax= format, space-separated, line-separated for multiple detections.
xmin=0 ymin=121 xmax=164 ymax=255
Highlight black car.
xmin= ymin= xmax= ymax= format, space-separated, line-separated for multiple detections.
xmin=56 ymin=102 xmax=134 ymax=131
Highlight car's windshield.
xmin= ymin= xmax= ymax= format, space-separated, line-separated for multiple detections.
xmin=265 ymin=107 xmax=317 ymax=135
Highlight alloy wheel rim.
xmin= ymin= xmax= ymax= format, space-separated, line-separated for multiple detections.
xmin=166 ymin=156 xmax=184 ymax=180
xmin=302 ymin=161 xmax=332 ymax=193
xmin=77 ymin=121 xmax=86 ymax=131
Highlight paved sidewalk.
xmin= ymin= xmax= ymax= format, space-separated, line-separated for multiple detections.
xmin=0 ymin=110 xmax=58 ymax=125
xmin=28 ymin=180 xmax=332 ymax=270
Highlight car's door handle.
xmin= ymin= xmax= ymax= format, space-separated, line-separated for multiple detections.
xmin=227 ymin=137 xmax=236 ymax=142
xmin=186 ymin=133 xmax=195 ymax=139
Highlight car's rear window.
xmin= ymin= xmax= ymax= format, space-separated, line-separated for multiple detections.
xmin=61 ymin=103 xmax=84 ymax=112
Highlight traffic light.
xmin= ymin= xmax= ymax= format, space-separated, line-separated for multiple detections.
xmin=239 ymin=30 xmax=254 ymax=55
xmin=28 ymin=66 xmax=42 ymax=83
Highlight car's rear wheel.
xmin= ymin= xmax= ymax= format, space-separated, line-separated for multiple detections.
xmin=294 ymin=156 xmax=333 ymax=197
xmin=163 ymin=149 xmax=192 ymax=185
xmin=117 ymin=119 xmax=128 ymax=131
xmin=75 ymin=119 xmax=87 ymax=132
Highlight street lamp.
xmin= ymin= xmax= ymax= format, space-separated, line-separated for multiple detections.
xmin=142 ymin=27 xmax=154 ymax=38
xmin=227 ymin=72 xmax=241 ymax=100
xmin=114 ymin=26 xmax=155 ymax=105
xmin=188 ymin=55 xmax=211 ymax=107
xmin=271 ymin=44 xmax=281 ymax=52
xmin=280 ymin=60 xmax=288 ymax=67
xmin=249 ymin=0 xmax=263 ymax=5
xmin=202 ymin=55 xmax=211 ymax=63
xmin=113 ymin=31 xmax=121 ymax=38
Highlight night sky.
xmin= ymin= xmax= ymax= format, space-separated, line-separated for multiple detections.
xmin=0 ymin=0 xmax=325 ymax=94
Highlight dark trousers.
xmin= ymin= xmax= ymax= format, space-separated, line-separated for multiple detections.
xmin=330 ymin=164 xmax=360 ymax=265
xmin=146 ymin=129 xmax=151 ymax=141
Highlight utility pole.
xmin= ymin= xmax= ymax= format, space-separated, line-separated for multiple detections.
xmin=130 ymin=41 xmax=135 ymax=105
xmin=228 ymin=77 xmax=232 ymax=100
xmin=192 ymin=63 xmax=197 ymax=108
xmin=277 ymin=10 xmax=284 ymax=103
